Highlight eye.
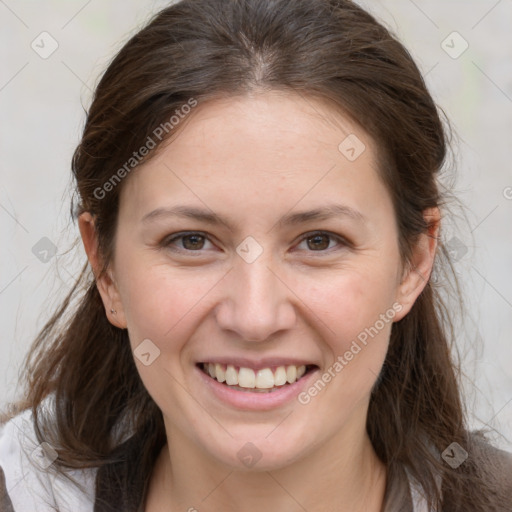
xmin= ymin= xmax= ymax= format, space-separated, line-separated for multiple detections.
xmin=161 ymin=232 xmax=215 ymax=253
xmin=160 ymin=230 xmax=349 ymax=255
xmin=295 ymin=231 xmax=348 ymax=253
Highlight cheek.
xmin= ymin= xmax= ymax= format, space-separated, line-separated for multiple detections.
xmin=115 ymin=261 xmax=219 ymax=407
xmin=298 ymin=272 xmax=396 ymax=412
xmin=297 ymin=265 xmax=399 ymax=349
xmin=120 ymin=268 xmax=208 ymax=342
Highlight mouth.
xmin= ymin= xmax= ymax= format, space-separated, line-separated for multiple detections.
xmin=196 ymin=362 xmax=319 ymax=393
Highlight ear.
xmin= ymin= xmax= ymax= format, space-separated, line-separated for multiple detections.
xmin=393 ymin=207 xmax=440 ymax=322
xmin=78 ymin=212 xmax=127 ymax=329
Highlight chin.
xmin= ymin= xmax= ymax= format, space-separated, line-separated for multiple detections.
xmin=203 ymin=430 xmax=309 ymax=472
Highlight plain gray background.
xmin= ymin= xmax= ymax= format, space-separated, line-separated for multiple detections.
xmin=1 ymin=0 xmax=511 ymax=449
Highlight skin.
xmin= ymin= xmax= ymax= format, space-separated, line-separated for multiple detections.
xmin=79 ymin=90 xmax=439 ymax=512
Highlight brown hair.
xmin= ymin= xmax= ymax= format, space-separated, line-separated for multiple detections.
xmin=3 ymin=0 xmax=509 ymax=510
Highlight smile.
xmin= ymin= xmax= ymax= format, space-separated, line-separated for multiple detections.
xmin=198 ymin=362 xmax=318 ymax=393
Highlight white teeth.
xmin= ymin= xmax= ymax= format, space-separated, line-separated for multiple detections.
xmin=203 ymin=363 xmax=310 ymax=389
xmin=225 ymin=364 xmax=238 ymax=385
xmin=215 ymin=363 xmax=226 ymax=383
xmin=238 ymin=367 xmax=256 ymax=388
xmin=274 ymin=366 xmax=287 ymax=386
xmin=286 ymin=365 xmax=297 ymax=384
xmin=255 ymin=368 xmax=275 ymax=389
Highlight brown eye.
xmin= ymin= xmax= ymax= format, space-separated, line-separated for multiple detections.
xmin=162 ymin=232 xmax=214 ymax=253
xmin=181 ymin=234 xmax=206 ymax=250
xmin=306 ymin=233 xmax=331 ymax=251
xmin=296 ymin=231 xmax=348 ymax=253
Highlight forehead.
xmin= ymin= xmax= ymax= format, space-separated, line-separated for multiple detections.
xmin=166 ymin=90 xmax=368 ymax=160
xmin=118 ymin=90 xmax=390 ymax=226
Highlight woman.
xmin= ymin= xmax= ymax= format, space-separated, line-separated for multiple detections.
xmin=1 ymin=0 xmax=511 ymax=510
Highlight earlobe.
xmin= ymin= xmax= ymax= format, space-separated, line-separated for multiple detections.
xmin=78 ymin=212 xmax=127 ymax=329
xmin=100 ymin=269 xmax=128 ymax=329
xmin=394 ymin=208 xmax=440 ymax=322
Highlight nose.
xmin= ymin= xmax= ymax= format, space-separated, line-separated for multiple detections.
xmin=214 ymin=252 xmax=297 ymax=342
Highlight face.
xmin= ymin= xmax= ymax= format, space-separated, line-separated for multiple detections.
xmin=84 ymin=91 xmax=431 ymax=472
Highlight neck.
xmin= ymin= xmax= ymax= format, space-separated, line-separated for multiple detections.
xmin=147 ymin=419 xmax=387 ymax=512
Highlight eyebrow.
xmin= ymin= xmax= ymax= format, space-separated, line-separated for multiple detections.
xmin=141 ymin=203 xmax=366 ymax=231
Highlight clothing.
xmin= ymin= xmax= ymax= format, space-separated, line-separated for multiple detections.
xmin=0 ymin=406 xmax=96 ymax=511
xmin=0 ymin=404 xmax=510 ymax=511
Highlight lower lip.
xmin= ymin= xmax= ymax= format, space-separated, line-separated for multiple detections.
xmin=195 ymin=364 xmax=320 ymax=411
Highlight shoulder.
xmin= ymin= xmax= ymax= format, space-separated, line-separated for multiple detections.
xmin=0 ymin=399 xmax=97 ymax=512
xmin=400 ymin=434 xmax=512 ymax=512
xmin=469 ymin=432 xmax=512 ymax=500
xmin=438 ymin=432 xmax=512 ymax=511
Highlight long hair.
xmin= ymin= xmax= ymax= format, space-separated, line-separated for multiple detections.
xmin=2 ymin=1 xmax=508 ymax=510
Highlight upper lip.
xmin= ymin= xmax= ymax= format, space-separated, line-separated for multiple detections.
xmin=197 ymin=357 xmax=319 ymax=371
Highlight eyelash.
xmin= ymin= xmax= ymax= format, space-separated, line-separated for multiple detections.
xmin=161 ymin=230 xmax=349 ymax=256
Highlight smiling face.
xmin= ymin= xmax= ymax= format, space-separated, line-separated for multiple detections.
xmin=82 ymin=90 xmax=433 ymax=472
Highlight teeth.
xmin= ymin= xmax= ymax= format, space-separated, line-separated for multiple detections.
xmin=202 ymin=363 xmax=308 ymax=389
xmin=286 ymin=365 xmax=297 ymax=383
xmin=255 ymin=368 xmax=274 ymax=389
xmin=274 ymin=366 xmax=288 ymax=386
xmin=225 ymin=364 xmax=238 ymax=385
xmin=238 ymin=367 xmax=256 ymax=388
xmin=215 ymin=363 xmax=226 ymax=383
